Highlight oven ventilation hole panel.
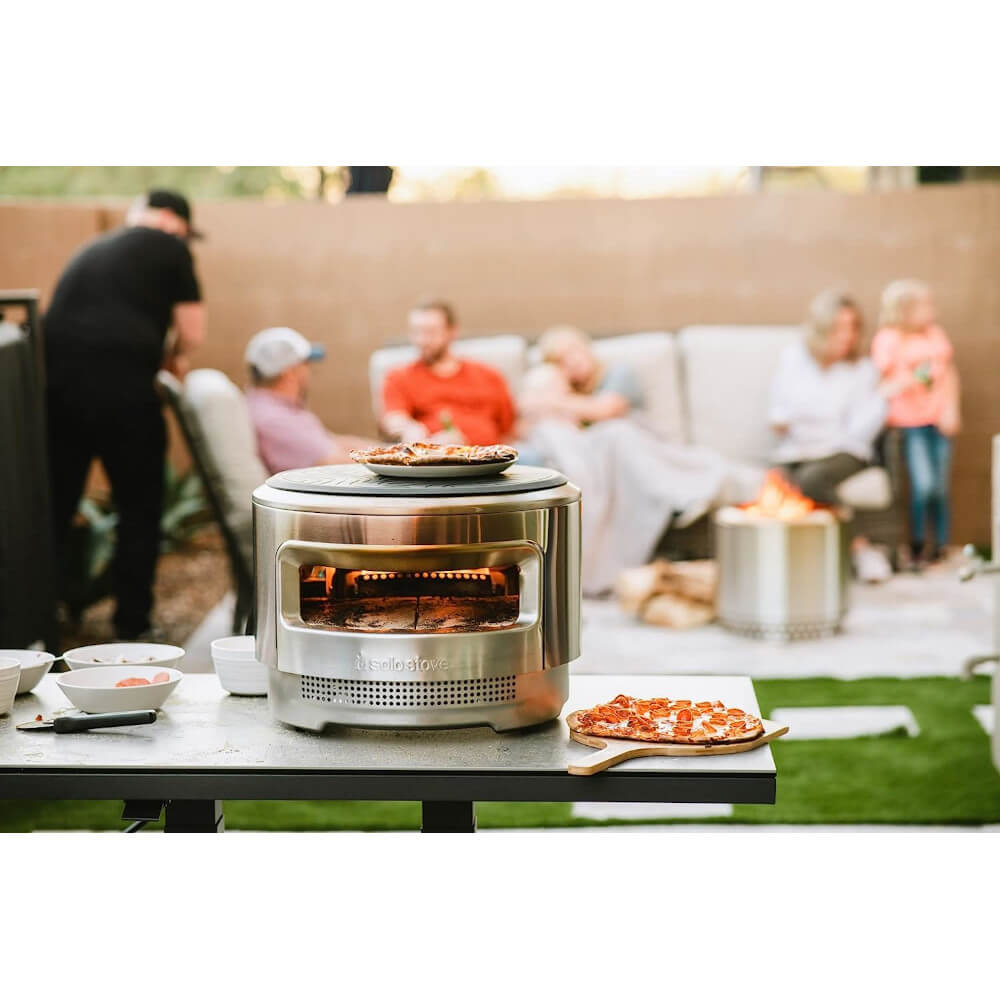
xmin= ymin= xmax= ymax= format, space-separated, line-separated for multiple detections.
xmin=300 ymin=675 xmax=519 ymax=708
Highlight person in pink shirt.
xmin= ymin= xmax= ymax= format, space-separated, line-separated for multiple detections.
xmin=871 ymin=280 xmax=961 ymax=567
xmin=244 ymin=327 xmax=377 ymax=474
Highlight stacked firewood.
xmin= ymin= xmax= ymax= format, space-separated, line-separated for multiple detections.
xmin=614 ymin=559 xmax=718 ymax=628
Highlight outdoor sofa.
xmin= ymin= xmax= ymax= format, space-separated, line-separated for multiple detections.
xmin=369 ymin=327 xmax=904 ymax=559
xmin=161 ymin=326 xmax=904 ymax=625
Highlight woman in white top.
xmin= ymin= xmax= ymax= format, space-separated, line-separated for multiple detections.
xmin=769 ymin=289 xmax=892 ymax=581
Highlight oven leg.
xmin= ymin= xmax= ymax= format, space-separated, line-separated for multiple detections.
xmin=164 ymin=800 xmax=225 ymax=833
xmin=421 ymin=801 xmax=477 ymax=833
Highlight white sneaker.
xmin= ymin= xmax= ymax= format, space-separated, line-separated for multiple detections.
xmin=852 ymin=544 xmax=893 ymax=584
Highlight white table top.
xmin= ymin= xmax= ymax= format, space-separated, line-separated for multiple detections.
xmin=0 ymin=673 xmax=775 ymax=777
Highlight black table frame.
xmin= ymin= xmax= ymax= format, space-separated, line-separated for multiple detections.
xmin=0 ymin=767 xmax=776 ymax=832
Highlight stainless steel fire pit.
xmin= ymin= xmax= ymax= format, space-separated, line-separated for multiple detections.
xmin=714 ymin=507 xmax=848 ymax=640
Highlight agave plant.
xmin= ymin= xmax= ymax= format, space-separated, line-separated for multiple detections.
xmin=159 ymin=461 xmax=210 ymax=552
xmin=62 ymin=460 xmax=211 ymax=618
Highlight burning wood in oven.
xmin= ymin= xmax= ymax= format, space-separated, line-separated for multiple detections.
xmin=298 ymin=564 xmax=520 ymax=633
xmin=302 ymin=595 xmax=520 ymax=633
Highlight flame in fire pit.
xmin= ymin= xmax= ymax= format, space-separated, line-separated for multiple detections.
xmin=739 ymin=470 xmax=821 ymax=520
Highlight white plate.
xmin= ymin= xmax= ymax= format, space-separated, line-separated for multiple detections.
xmin=0 ymin=649 xmax=56 ymax=694
xmin=56 ymin=666 xmax=182 ymax=713
xmin=63 ymin=642 xmax=185 ymax=671
xmin=364 ymin=459 xmax=515 ymax=479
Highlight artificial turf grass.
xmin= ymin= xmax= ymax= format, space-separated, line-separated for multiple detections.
xmin=742 ymin=675 xmax=1000 ymax=826
xmin=2 ymin=675 xmax=998 ymax=831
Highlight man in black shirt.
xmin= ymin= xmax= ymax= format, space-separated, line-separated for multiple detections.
xmin=44 ymin=189 xmax=206 ymax=640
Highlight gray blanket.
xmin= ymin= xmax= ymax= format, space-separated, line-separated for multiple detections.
xmin=527 ymin=419 xmax=762 ymax=595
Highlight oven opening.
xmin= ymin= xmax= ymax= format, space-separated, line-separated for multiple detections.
xmin=298 ymin=565 xmax=521 ymax=633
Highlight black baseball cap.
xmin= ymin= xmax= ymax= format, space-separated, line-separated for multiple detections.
xmin=146 ymin=189 xmax=204 ymax=239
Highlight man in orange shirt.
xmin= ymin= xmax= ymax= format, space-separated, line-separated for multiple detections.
xmin=381 ymin=300 xmax=516 ymax=445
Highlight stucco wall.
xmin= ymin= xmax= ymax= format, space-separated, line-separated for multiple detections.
xmin=3 ymin=184 xmax=998 ymax=543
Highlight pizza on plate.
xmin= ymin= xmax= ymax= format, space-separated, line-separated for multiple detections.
xmin=350 ymin=442 xmax=518 ymax=466
xmin=571 ymin=694 xmax=764 ymax=745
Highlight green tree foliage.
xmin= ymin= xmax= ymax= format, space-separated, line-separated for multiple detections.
xmin=0 ymin=166 xmax=317 ymax=200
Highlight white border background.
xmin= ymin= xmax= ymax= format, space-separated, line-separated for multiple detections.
xmin=3 ymin=1 xmax=1000 ymax=993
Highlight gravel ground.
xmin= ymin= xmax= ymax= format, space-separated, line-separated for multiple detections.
xmin=62 ymin=527 xmax=231 ymax=648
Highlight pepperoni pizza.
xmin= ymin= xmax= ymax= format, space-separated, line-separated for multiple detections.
xmin=351 ymin=442 xmax=518 ymax=466
xmin=572 ymin=694 xmax=764 ymax=745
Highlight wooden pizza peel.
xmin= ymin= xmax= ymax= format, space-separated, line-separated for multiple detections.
xmin=566 ymin=711 xmax=789 ymax=775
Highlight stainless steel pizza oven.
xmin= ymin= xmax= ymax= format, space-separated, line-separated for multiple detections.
xmin=253 ymin=465 xmax=581 ymax=731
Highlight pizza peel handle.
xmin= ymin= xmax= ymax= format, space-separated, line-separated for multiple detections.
xmin=565 ymin=712 xmax=789 ymax=776
xmin=567 ymin=734 xmax=682 ymax=776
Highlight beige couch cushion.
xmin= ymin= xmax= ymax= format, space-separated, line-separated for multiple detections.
xmin=177 ymin=369 xmax=268 ymax=567
xmin=836 ymin=466 xmax=892 ymax=510
xmin=590 ymin=331 xmax=685 ymax=443
xmin=678 ymin=325 xmax=802 ymax=465
xmin=369 ymin=334 xmax=527 ymax=417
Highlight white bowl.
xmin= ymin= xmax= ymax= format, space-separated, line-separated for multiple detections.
xmin=56 ymin=665 xmax=182 ymax=713
xmin=0 ymin=658 xmax=19 ymax=716
xmin=0 ymin=649 xmax=56 ymax=694
xmin=214 ymin=660 xmax=269 ymax=696
xmin=210 ymin=635 xmax=257 ymax=660
xmin=211 ymin=636 xmax=268 ymax=696
xmin=63 ymin=642 xmax=185 ymax=671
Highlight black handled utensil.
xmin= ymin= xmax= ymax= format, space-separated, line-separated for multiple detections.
xmin=17 ymin=711 xmax=158 ymax=732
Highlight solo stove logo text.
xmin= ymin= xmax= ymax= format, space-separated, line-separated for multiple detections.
xmin=355 ymin=653 xmax=450 ymax=673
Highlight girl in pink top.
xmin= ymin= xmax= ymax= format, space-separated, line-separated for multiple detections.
xmin=871 ymin=280 xmax=961 ymax=566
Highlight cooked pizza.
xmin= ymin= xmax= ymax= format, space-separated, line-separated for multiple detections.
xmin=571 ymin=694 xmax=764 ymax=745
xmin=350 ymin=442 xmax=518 ymax=466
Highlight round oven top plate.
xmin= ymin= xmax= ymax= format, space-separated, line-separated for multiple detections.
xmin=265 ymin=464 xmax=568 ymax=497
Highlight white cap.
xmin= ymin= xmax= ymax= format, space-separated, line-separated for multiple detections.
xmin=244 ymin=327 xmax=326 ymax=378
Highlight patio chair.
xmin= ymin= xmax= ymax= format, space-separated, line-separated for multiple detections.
xmin=0 ymin=290 xmax=57 ymax=650
xmin=156 ymin=369 xmax=267 ymax=635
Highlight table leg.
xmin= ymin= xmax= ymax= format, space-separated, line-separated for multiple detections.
xmin=121 ymin=799 xmax=164 ymax=832
xmin=164 ymin=800 xmax=225 ymax=833
xmin=421 ymin=801 xmax=476 ymax=833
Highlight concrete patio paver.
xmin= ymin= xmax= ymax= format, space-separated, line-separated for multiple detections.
xmin=571 ymin=802 xmax=734 ymax=821
xmin=577 ymin=570 xmax=993 ymax=680
xmin=772 ymin=705 xmax=919 ymax=740
xmin=973 ymin=705 xmax=993 ymax=734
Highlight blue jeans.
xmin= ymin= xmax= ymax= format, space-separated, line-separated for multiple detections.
xmin=901 ymin=425 xmax=952 ymax=548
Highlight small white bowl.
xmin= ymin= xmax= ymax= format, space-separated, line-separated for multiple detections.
xmin=0 ymin=649 xmax=56 ymax=694
xmin=210 ymin=635 xmax=258 ymax=660
xmin=56 ymin=665 xmax=182 ymax=713
xmin=211 ymin=635 xmax=268 ymax=696
xmin=0 ymin=658 xmax=20 ymax=716
xmin=63 ymin=642 xmax=185 ymax=671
